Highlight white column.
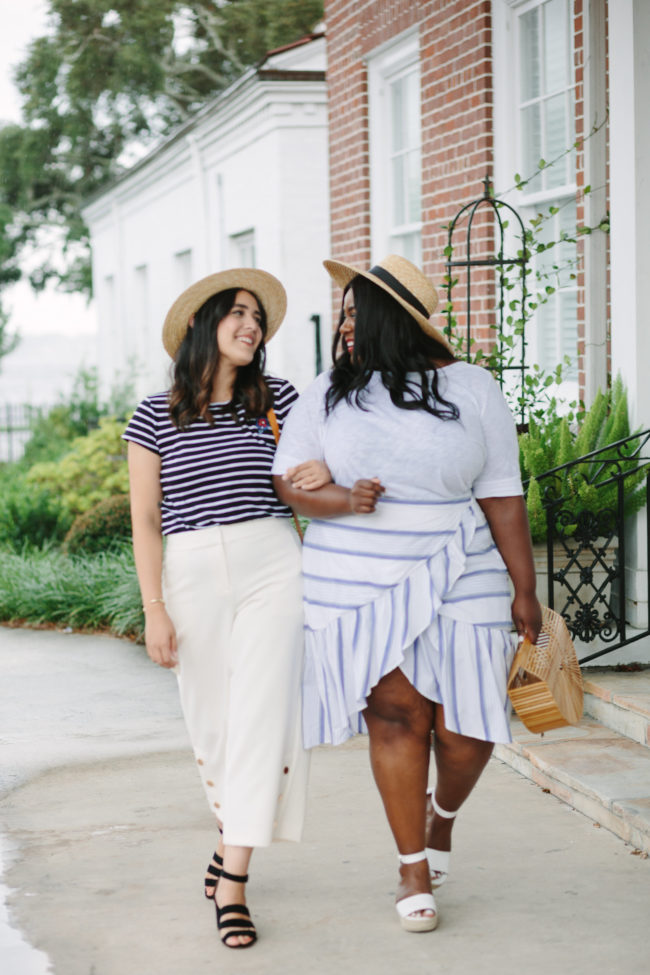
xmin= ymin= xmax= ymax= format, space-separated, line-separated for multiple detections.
xmin=582 ymin=0 xmax=608 ymax=405
xmin=609 ymin=0 xmax=650 ymax=627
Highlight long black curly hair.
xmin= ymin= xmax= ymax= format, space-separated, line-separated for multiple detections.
xmin=325 ymin=274 xmax=459 ymax=420
xmin=169 ymin=288 xmax=273 ymax=430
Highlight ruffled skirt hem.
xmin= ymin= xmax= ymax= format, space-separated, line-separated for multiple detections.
xmin=301 ymin=513 xmax=516 ymax=748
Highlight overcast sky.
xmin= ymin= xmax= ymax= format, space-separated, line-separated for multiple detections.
xmin=0 ymin=0 xmax=95 ymax=338
xmin=0 ymin=0 xmax=49 ymax=124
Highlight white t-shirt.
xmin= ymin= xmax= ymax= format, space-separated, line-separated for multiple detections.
xmin=272 ymin=361 xmax=522 ymax=501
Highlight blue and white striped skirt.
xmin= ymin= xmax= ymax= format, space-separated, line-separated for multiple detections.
xmin=301 ymin=496 xmax=517 ymax=747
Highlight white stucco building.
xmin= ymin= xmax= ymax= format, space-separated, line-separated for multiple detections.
xmin=82 ymin=34 xmax=330 ymax=401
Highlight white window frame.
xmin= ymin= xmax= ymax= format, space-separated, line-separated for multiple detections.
xmin=367 ymin=28 xmax=422 ymax=264
xmin=229 ymin=229 xmax=256 ymax=268
xmin=493 ymin=0 xmax=579 ymax=391
xmin=174 ymin=248 xmax=193 ymax=291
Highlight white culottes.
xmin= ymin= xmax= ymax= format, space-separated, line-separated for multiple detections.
xmin=163 ymin=516 xmax=309 ymax=847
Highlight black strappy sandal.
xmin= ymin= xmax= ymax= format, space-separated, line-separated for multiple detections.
xmin=204 ymin=850 xmax=223 ymax=900
xmin=215 ymin=869 xmax=257 ymax=949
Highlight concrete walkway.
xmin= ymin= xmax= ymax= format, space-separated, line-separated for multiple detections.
xmin=1 ymin=626 xmax=648 ymax=975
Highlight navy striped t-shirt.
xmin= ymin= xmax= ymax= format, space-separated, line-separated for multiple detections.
xmin=123 ymin=376 xmax=298 ymax=534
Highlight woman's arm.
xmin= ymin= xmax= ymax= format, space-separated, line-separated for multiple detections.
xmin=273 ymin=475 xmax=384 ymax=517
xmin=477 ymin=495 xmax=542 ymax=643
xmin=127 ymin=442 xmax=178 ymax=668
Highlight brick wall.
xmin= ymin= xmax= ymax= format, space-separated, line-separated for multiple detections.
xmin=574 ymin=0 xmax=611 ymax=395
xmin=325 ymin=0 xmax=495 ymax=339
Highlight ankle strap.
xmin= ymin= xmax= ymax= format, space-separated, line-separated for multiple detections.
xmin=431 ymin=794 xmax=457 ymax=819
xmin=398 ymin=850 xmax=427 ymax=865
xmin=220 ymin=869 xmax=249 ymax=883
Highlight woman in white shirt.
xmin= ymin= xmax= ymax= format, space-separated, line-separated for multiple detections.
xmin=124 ymin=269 xmax=328 ymax=950
xmin=273 ymin=255 xmax=541 ymax=934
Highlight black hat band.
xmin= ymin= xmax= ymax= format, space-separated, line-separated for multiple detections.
xmin=367 ymin=265 xmax=429 ymax=319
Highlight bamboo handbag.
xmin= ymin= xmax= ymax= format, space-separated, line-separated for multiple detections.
xmin=507 ymin=606 xmax=583 ymax=734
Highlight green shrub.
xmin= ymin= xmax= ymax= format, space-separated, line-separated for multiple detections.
xmin=63 ymin=494 xmax=132 ymax=555
xmin=0 ymin=470 xmax=72 ymax=549
xmin=19 ymin=368 xmax=105 ymax=468
xmin=19 ymin=366 xmax=136 ymax=468
xmin=0 ymin=544 xmax=143 ymax=640
xmin=27 ymin=417 xmax=129 ymax=516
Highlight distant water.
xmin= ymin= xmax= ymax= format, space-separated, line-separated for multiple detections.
xmin=0 ymin=332 xmax=98 ymax=461
xmin=0 ymin=331 xmax=97 ymax=407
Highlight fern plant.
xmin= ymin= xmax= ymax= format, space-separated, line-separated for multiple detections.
xmin=519 ymin=376 xmax=648 ymax=542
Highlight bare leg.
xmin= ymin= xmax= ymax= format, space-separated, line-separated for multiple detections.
xmin=364 ymin=668 xmax=435 ymax=916
xmin=425 ymin=704 xmax=494 ymax=853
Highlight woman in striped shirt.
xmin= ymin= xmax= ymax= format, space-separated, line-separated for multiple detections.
xmin=124 ymin=269 xmax=330 ymax=950
xmin=273 ymin=255 xmax=541 ymax=934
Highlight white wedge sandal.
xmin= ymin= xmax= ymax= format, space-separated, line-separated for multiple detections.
xmin=395 ymin=851 xmax=438 ymax=933
xmin=426 ymin=790 xmax=457 ymax=888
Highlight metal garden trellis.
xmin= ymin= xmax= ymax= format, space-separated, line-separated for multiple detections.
xmin=444 ymin=176 xmax=530 ymax=428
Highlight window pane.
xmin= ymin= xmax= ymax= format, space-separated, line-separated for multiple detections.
xmin=230 ymin=231 xmax=256 ymax=267
xmin=520 ymin=8 xmax=541 ymax=101
xmin=560 ymin=291 xmax=578 ymax=378
xmin=522 ymin=102 xmax=542 ymax=179
xmin=544 ymin=0 xmax=567 ymax=94
xmin=407 ymin=149 xmax=421 ymax=223
xmin=392 ymin=154 xmax=405 ymax=225
xmin=557 ymin=198 xmax=577 ymax=287
xmin=536 ymin=295 xmax=558 ymax=370
xmin=535 ymin=213 xmax=557 ymax=279
xmin=568 ymin=85 xmax=576 ymax=180
xmin=558 ymin=197 xmax=576 ymax=236
xmin=391 ymin=231 xmax=421 ymax=265
xmin=544 ymin=92 xmax=567 ymax=188
xmin=391 ymin=78 xmax=405 ymax=151
xmin=404 ymin=70 xmax=420 ymax=148
xmin=174 ymin=249 xmax=193 ymax=289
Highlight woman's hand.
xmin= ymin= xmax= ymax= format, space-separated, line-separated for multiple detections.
xmin=349 ymin=477 xmax=385 ymax=514
xmin=283 ymin=460 xmax=333 ymax=491
xmin=511 ymin=590 xmax=543 ymax=645
xmin=144 ymin=606 xmax=178 ymax=669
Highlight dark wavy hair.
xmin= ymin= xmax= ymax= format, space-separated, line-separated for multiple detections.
xmin=325 ymin=274 xmax=459 ymax=419
xmin=169 ymin=288 xmax=273 ymax=429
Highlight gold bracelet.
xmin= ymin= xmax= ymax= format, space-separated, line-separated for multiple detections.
xmin=143 ymin=597 xmax=165 ymax=612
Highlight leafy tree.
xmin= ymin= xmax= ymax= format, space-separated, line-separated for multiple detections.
xmin=0 ymin=0 xmax=324 ymax=303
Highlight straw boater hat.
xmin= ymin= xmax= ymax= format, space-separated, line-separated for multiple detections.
xmin=162 ymin=268 xmax=287 ymax=359
xmin=323 ymin=254 xmax=453 ymax=354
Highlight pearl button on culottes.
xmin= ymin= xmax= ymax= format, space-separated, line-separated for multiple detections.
xmin=163 ymin=516 xmax=309 ymax=847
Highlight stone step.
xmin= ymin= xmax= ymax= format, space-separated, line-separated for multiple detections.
xmin=582 ymin=670 xmax=650 ymax=746
xmin=495 ymin=716 xmax=650 ymax=854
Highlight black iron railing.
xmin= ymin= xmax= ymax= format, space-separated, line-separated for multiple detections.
xmin=530 ymin=429 xmax=650 ymax=663
xmin=0 ymin=403 xmax=48 ymax=463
